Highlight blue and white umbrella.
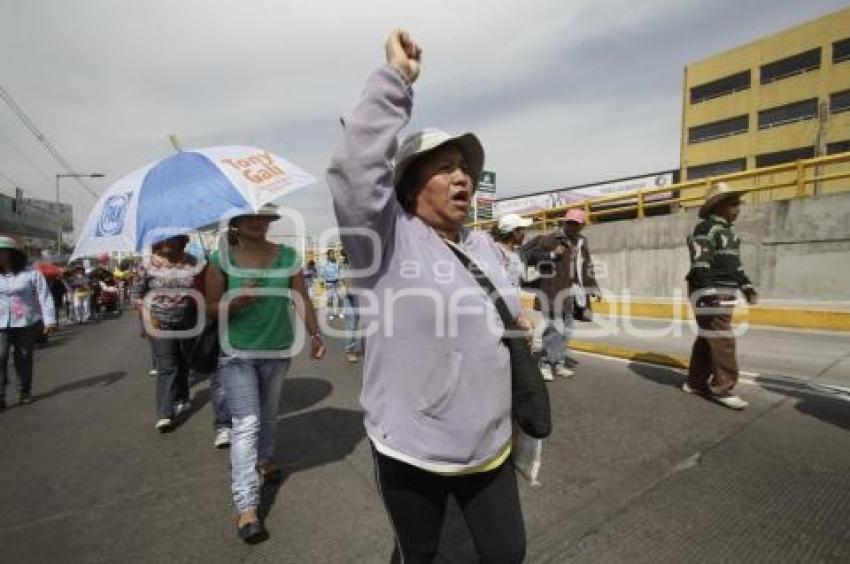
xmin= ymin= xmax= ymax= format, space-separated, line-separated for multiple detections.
xmin=71 ymin=145 xmax=316 ymax=259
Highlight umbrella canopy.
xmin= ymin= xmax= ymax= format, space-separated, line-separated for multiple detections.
xmin=35 ymin=262 xmax=64 ymax=278
xmin=71 ymin=145 xmax=316 ymax=260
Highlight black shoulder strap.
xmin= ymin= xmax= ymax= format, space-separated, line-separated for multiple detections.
xmin=445 ymin=242 xmax=516 ymax=330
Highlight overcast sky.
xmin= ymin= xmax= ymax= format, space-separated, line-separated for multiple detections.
xmin=1 ymin=0 xmax=847 ymax=241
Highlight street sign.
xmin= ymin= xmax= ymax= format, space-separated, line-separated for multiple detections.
xmin=475 ymin=170 xmax=496 ymax=221
xmin=478 ymin=170 xmax=496 ymax=193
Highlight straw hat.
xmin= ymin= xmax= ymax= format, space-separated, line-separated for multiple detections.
xmin=393 ymin=128 xmax=485 ymax=188
xmin=699 ymin=182 xmax=742 ymax=218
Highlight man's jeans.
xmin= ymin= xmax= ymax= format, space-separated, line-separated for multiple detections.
xmin=219 ymin=356 xmax=291 ymax=513
xmin=343 ymin=294 xmax=360 ymax=353
xmin=0 ymin=325 xmax=38 ymax=399
xmin=150 ymin=337 xmax=191 ymax=419
xmin=541 ymin=314 xmax=574 ymax=367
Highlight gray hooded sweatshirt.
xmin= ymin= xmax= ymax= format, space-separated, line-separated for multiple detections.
xmin=327 ymin=65 xmax=520 ymax=470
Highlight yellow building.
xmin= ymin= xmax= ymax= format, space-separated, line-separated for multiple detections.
xmin=680 ymin=7 xmax=850 ymax=186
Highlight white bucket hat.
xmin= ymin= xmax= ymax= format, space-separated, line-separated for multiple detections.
xmin=699 ymin=182 xmax=741 ymax=218
xmin=497 ymin=213 xmax=533 ymax=233
xmin=393 ymin=128 xmax=485 ymax=188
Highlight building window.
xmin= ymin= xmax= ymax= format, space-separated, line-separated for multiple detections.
xmin=690 ymin=70 xmax=751 ymax=104
xmin=758 ymin=98 xmax=818 ymax=129
xmin=830 ymin=90 xmax=850 ymax=114
xmin=688 ymin=115 xmax=748 ymax=144
xmin=687 ymin=158 xmax=747 ymax=180
xmin=755 ymin=146 xmax=815 ymax=168
xmin=760 ymin=47 xmax=821 ymax=84
xmin=827 ymin=140 xmax=850 ymax=155
xmin=834 ymin=38 xmax=850 ymax=64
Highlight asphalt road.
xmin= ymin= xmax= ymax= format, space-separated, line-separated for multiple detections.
xmin=573 ymin=315 xmax=850 ymax=386
xmin=0 ymin=311 xmax=848 ymax=563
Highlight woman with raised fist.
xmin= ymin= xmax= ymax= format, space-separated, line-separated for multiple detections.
xmin=327 ymin=29 xmax=526 ymax=563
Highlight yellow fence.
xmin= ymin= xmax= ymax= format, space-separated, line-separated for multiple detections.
xmin=470 ymin=151 xmax=850 ymax=231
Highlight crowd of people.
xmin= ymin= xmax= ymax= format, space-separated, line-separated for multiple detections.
xmin=1 ymin=29 xmax=759 ymax=562
xmin=0 ymin=240 xmax=141 ymax=411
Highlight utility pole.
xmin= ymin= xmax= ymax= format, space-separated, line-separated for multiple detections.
xmin=813 ymin=100 xmax=829 ymax=196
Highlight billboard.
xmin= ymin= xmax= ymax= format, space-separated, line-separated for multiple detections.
xmin=493 ymin=171 xmax=675 ymax=217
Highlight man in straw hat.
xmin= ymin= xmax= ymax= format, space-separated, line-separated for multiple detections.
xmin=684 ymin=182 xmax=757 ymax=410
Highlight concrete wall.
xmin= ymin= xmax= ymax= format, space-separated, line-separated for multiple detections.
xmin=563 ymin=191 xmax=850 ymax=301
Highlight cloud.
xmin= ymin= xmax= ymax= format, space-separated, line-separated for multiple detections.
xmin=0 ymin=0 xmax=846 ymax=245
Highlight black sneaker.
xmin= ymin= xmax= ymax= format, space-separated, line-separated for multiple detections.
xmin=0 ymin=398 xmax=6 ymax=412
xmin=19 ymin=393 xmax=32 ymax=405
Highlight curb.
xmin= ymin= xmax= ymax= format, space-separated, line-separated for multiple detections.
xmin=570 ymin=340 xmax=689 ymax=370
xmin=593 ymin=300 xmax=850 ymax=332
xmin=519 ymin=294 xmax=850 ymax=332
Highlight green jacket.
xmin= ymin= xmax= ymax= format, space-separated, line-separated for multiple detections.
xmin=686 ymin=215 xmax=754 ymax=294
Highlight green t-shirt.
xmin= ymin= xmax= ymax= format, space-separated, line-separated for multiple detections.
xmin=209 ymin=245 xmax=299 ymax=352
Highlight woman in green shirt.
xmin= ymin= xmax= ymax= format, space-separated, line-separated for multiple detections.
xmin=205 ymin=204 xmax=325 ymax=544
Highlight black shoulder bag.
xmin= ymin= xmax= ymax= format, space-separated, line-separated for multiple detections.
xmin=187 ymin=268 xmax=226 ymax=374
xmin=447 ymin=243 xmax=552 ymax=439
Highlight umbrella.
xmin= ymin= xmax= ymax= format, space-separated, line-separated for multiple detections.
xmin=35 ymin=262 xmax=64 ymax=278
xmin=71 ymin=145 xmax=316 ymax=260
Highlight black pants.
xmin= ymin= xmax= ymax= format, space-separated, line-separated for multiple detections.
xmin=0 ymin=325 xmax=39 ymax=399
xmin=372 ymin=446 xmax=526 ymax=564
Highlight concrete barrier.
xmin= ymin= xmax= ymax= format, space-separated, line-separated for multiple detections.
xmin=562 ymin=191 xmax=850 ymax=302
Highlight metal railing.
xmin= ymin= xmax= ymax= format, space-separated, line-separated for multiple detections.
xmin=469 ymin=150 xmax=850 ymax=231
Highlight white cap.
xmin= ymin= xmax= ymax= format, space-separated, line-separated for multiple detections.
xmin=497 ymin=213 xmax=533 ymax=233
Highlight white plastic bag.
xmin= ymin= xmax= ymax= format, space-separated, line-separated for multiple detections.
xmin=512 ymin=428 xmax=543 ymax=487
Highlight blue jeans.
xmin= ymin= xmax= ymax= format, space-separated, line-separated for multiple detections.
xmin=209 ymin=370 xmax=231 ymax=432
xmin=150 ymin=337 xmax=190 ymax=418
xmin=325 ymin=282 xmax=342 ymax=317
xmin=343 ymin=294 xmax=360 ymax=353
xmin=541 ymin=314 xmax=573 ymax=367
xmin=219 ymin=356 xmax=291 ymax=513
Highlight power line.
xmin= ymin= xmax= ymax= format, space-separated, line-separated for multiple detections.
xmin=0 ymin=84 xmax=100 ymax=200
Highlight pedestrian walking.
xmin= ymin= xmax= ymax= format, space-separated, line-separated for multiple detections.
xmin=684 ymin=182 xmax=757 ymax=410
xmin=321 ymin=249 xmax=343 ymax=320
xmin=304 ymin=259 xmax=318 ymax=300
xmin=327 ymin=29 xmax=527 ymax=563
xmin=522 ymin=208 xmax=601 ymax=380
xmin=492 ymin=213 xmax=533 ymax=288
xmin=67 ymin=265 xmax=92 ymax=323
xmin=132 ymin=234 xmax=200 ymax=432
xmin=340 ymin=250 xmax=360 ymax=363
xmin=0 ymin=236 xmax=56 ymax=410
xmin=204 ymin=204 xmax=325 ymax=544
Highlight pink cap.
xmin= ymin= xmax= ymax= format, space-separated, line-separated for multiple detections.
xmin=564 ymin=208 xmax=586 ymax=224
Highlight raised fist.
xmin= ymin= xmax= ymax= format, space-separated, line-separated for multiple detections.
xmin=385 ymin=29 xmax=422 ymax=84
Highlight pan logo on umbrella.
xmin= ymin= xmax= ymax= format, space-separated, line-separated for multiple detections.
xmin=95 ymin=192 xmax=131 ymax=237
